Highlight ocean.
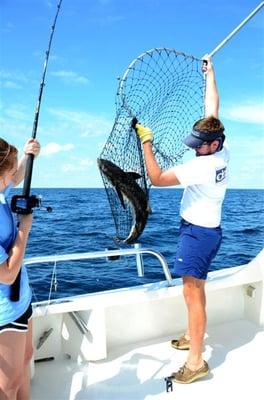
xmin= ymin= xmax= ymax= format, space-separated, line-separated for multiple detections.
xmin=10 ymin=188 xmax=264 ymax=302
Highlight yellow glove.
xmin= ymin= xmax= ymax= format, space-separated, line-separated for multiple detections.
xmin=135 ymin=123 xmax=153 ymax=144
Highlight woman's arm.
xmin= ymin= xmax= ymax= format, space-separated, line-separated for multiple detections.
xmin=12 ymin=139 xmax=40 ymax=187
xmin=0 ymin=214 xmax=32 ymax=285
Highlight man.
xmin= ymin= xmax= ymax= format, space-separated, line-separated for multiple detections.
xmin=134 ymin=56 xmax=229 ymax=384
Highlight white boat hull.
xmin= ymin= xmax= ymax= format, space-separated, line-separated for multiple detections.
xmin=30 ymin=249 xmax=264 ymax=399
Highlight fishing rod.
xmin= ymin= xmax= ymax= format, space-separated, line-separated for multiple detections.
xmin=10 ymin=0 xmax=63 ymax=301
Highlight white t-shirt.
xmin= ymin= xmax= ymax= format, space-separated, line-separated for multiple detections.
xmin=173 ymin=143 xmax=230 ymax=227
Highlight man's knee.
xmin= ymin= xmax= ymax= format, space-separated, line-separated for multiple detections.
xmin=183 ymin=277 xmax=205 ymax=305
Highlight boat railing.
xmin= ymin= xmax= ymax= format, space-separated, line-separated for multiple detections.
xmin=24 ymin=244 xmax=174 ymax=286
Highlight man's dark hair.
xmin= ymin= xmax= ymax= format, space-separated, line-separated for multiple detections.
xmin=193 ymin=116 xmax=224 ymax=134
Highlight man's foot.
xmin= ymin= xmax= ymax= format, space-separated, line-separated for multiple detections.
xmin=171 ymin=361 xmax=210 ymax=384
xmin=171 ymin=335 xmax=190 ymax=350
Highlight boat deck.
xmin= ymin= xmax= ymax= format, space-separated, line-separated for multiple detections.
xmin=31 ymin=318 xmax=264 ymax=400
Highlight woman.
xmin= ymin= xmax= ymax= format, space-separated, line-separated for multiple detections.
xmin=0 ymin=137 xmax=40 ymax=399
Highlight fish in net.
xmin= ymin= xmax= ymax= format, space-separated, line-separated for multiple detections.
xmin=98 ymin=48 xmax=205 ymax=244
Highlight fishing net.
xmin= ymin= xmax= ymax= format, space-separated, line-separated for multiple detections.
xmin=99 ymin=48 xmax=205 ymax=243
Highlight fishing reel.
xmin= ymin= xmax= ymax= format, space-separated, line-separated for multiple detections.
xmin=11 ymin=194 xmax=52 ymax=215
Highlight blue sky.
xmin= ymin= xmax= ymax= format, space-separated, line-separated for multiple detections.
xmin=1 ymin=0 xmax=263 ymax=188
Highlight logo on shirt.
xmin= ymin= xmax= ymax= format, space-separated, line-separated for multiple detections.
xmin=215 ymin=167 xmax=227 ymax=183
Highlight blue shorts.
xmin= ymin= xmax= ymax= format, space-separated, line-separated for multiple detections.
xmin=174 ymin=219 xmax=222 ymax=280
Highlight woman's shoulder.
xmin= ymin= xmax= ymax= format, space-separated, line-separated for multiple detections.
xmin=3 ymin=183 xmax=14 ymax=197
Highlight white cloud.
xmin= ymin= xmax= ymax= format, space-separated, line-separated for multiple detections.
xmin=222 ymin=102 xmax=264 ymax=124
xmin=0 ymin=70 xmax=28 ymax=91
xmin=41 ymin=142 xmax=74 ymax=156
xmin=0 ymin=70 xmax=28 ymax=84
xmin=47 ymin=108 xmax=112 ymax=137
xmin=45 ymin=1 xmax=54 ymax=8
xmin=88 ymin=15 xmax=124 ymax=25
xmin=1 ymin=21 xmax=14 ymax=33
xmin=50 ymin=70 xmax=89 ymax=85
xmin=1 ymin=81 xmax=22 ymax=89
xmin=61 ymin=158 xmax=94 ymax=173
xmin=0 ymin=105 xmax=32 ymax=140
xmin=4 ymin=106 xmax=30 ymax=121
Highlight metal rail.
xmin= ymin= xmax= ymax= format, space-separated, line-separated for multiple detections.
xmin=24 ymin=246 xmax=174 ymax=286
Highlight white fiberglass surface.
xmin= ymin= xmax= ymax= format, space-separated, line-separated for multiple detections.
xmin=31 ymin=319 xmax=263 ymax=400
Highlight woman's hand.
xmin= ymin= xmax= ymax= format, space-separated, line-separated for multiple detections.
xmin=23 ymin=138 xmax=41 ymax=158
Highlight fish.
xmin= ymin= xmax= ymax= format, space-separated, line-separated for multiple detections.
xmin=97 ymin=158 xmax=149 ymax=244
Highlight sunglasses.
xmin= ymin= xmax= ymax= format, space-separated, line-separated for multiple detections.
xmin=195 ymin=141 xmax=213 ymax=149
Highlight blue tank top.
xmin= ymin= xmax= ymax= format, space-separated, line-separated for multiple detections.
xmin=0 ymin=184 xmax=32 ymax=325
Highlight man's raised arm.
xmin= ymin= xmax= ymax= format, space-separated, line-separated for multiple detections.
xmin=203 ymin=56 xmax=219 ymax=119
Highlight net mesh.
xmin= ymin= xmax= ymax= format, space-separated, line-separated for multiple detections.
xmin=99 ymin=48 xmax=205 ymax=243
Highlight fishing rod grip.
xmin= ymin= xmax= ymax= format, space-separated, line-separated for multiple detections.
xmin=23 ymin=154 xmax=34 ymax=197
xmin=10 ymin=271 xmax=21 ymax=302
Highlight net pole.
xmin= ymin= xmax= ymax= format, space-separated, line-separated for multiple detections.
xmin=208 ymin=2 xmax=264 ymax=57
